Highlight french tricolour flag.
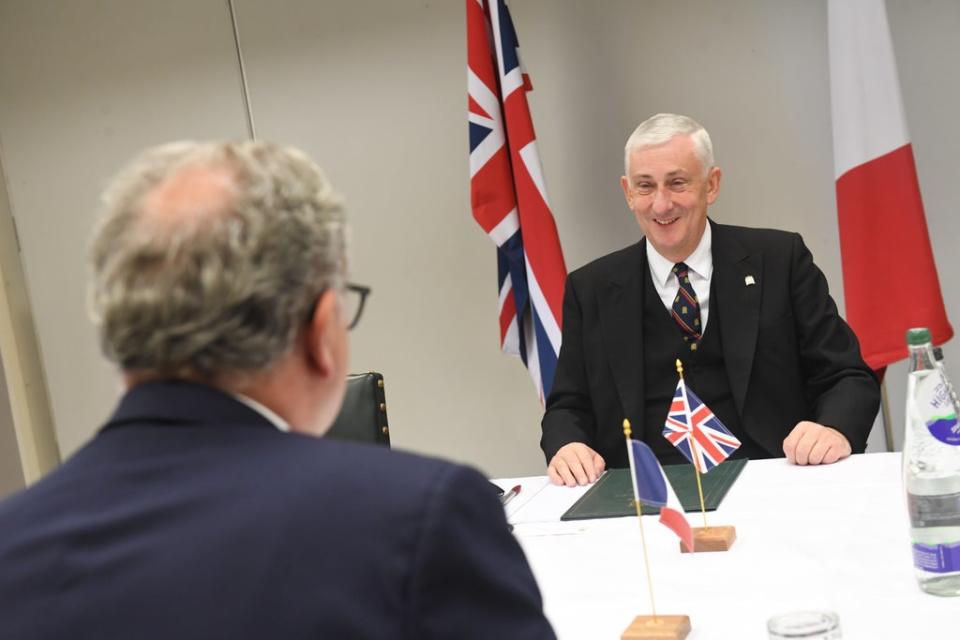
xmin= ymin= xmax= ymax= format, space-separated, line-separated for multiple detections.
xmin=828 ymin=0 xmax=952 ymax=370
xmin=628 ymin=439 xmax=694 ymax=553
xmin=467 ymin=0 xmax=567 ymax=403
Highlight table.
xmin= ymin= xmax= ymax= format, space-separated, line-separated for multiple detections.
xmin=494 ymin=453 xmax=957 ymax=639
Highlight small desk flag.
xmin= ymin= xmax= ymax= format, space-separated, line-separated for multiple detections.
xmin=663 ymin=378 xmax=741 ymax=473
xmin=628 ymin=439 xmax=694 ymax=553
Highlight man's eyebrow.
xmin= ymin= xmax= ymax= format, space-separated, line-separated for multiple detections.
xmin=630 ymin=169 xmax=689 ymax=180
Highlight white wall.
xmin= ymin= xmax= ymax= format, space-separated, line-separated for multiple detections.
xmin=0 ymin=0 xmax=250 ymax=458
xmin=0 ymin=0 xmax=957 ymax=477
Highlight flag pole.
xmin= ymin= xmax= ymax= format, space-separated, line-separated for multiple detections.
xmin=624 ymin=419 xmax=658 ymax=621
xmin=675 ymin=359 xmax=708 ymax=530
xmin=226 ymin=0 xmax=257 ymax=141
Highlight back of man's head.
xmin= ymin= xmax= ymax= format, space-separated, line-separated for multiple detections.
xmin=88 ymin=141 xmax=346 ymax=385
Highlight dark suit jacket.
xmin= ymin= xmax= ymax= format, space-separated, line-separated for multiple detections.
xmin=0 ymin=381 xmax=554 ymax=640
xmin=542 ymin=221 xmax=880 ymax=468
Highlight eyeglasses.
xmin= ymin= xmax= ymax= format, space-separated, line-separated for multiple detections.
xmin=341 ymin=282 xmax=371 ymax=331
xmin=307 ymin=282 xmax=371 ymax=332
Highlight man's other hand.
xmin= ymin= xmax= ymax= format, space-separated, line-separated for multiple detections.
xmin=547 ymin=443 xmax=606 ymax=487
xmin=783 ymin=421 xmax=852 ymax=465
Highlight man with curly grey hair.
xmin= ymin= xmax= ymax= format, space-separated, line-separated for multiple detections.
xmin=0 ymin=141 xmax=555 ymax=639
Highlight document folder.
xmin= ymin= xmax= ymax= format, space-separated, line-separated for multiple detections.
xmin=560 ymin=458 xmax=747 ymax=521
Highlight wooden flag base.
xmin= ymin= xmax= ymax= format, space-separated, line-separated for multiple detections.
xmin=680 ymin=525 xmax=736 ymax=553
xmin=621 ymin=615 xmax=691 ymax=639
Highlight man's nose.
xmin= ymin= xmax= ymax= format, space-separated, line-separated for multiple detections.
xmin=651 ymin=186 xmax=672 ymax=214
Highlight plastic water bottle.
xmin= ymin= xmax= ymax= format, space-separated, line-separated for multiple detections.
xmin=932 ymin=347 xmax=960 ymax=419
xmin=903 ymin=328 xmax=960 ymax=596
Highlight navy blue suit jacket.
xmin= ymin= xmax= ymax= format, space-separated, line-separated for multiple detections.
xmin=0 ymin=381 xmax=554 ymax=639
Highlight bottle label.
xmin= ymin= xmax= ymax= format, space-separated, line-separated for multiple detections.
xmin=912 ymin=541 xmax=960 ymax=573
xmin=907 ymin=492 xmax=960 ymax=528
xmin=915 ymin=371 xmax=960 ymax=445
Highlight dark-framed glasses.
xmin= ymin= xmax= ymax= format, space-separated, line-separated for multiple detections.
xmin=341 ymin=282 xmax=371 ymax=331
xmin=306 ymin=282 xmax=371 ymax=331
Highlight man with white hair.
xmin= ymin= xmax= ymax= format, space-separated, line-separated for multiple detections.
xmin=0 ymin=141 xmax=555 ymax=639
xmin=542 ymin=113 xmax=880 ymax=486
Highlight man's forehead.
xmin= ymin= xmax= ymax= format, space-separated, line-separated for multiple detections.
xmin=626 ymin=137 xmax=702 ymax=178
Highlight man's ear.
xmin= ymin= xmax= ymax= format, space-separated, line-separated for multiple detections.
xmin=305 ymin=290 xmax=339 ymax=377
xmin=706 ymin=166 xmax=722 ymax=204
xmin=620 ymin=175 xmax=632 ymax=206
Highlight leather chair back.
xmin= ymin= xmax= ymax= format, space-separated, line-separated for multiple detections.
xmin=326 ymin=372 xmax=390 ymax=446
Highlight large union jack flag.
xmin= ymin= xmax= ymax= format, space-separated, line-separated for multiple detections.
xmin=467 ymin=0 xmax=567 ymax=403
xmin=662 ymin=378 xmax=741 ymax=473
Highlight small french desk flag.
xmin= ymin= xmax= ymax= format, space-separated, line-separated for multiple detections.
xmin=627 ymin=439 xmax=694 ymax=553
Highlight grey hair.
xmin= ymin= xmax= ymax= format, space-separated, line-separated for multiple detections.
xmin=88 ymin=140 xmax=347 ymax=380
xmin=623 ymin=113 xmax=714 ymax=176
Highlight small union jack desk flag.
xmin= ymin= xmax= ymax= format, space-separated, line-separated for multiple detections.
xmin=627 ymin=439 xmax=694 ymax=553
xmin=662 ymin=378 xmax=741 ymax=473
xmin=467 ymin=0 xmax=567 ymax=403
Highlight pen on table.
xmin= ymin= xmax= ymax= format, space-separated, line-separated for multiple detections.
xmin=500 ymin=484 xmax=521 ymax=506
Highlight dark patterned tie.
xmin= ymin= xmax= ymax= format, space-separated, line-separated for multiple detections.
xmin=671 ymin=262 xmax=702 ymax=350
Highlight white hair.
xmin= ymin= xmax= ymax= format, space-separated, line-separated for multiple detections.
xmin=623 ymin=113 xmax=714 ymax=176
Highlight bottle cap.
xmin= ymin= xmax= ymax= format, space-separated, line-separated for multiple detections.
xmin=906 ymin=327 xmax=932 ymax=346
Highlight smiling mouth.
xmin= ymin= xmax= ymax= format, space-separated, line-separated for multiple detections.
xmin=653 ymin=216 xmax=680 ymax=226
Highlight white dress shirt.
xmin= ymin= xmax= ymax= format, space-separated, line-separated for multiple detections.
xmin=231 ymin=392 xmax=292 ymax=432
xmin=645 ymin=222 xmax=713 ymax=333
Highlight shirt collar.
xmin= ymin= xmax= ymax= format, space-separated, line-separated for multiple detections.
xmin=230 ymin=393 xmax=291 ymax=432
xmin=645 ymin=220 xmax=713 ymax=285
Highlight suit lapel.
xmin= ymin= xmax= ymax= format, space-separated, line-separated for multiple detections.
xmin=712 ymin=221 xmax=762 ymax=417
xmin=599 ymin=242 xmax=646 ymax=420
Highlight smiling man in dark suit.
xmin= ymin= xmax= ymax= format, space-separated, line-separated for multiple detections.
xmin=0 ymin=141 xmax=555 ymax=639
xmin=542 ymin=113 xmax=880 ymax=487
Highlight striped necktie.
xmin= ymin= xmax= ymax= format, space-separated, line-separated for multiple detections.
xmin=671 ymin=262 xmax=702 ymax=350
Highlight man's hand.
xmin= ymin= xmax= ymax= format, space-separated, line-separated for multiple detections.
xmin=783 ymin=421 xmax=852 ymax=465
xmin=547 ymin=443 xmax=606 ymax=487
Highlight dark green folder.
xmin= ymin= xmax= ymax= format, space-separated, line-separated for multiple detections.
xmin=560 ymin=458 xmax=747 ymax=521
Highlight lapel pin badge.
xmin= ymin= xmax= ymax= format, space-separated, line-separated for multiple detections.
xmin=744 ymin=275 xmax=756 ymax=286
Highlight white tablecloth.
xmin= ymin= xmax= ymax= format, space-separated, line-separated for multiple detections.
xmin=494 ymin=453 xmax=958 ymax=639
